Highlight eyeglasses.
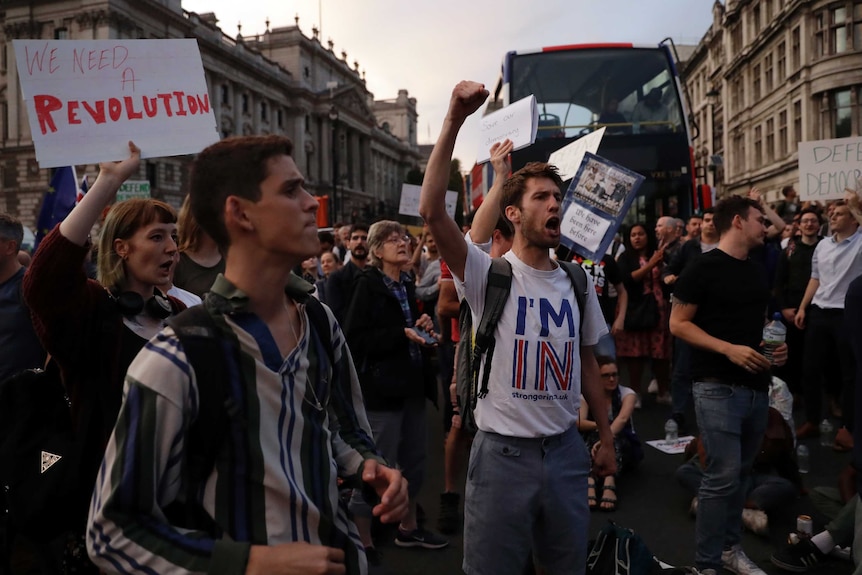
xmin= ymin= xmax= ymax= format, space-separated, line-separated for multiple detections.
xmin=600 ymin=372 xmax=619 ymax=379
xmin=383 ymin=235 xmax=410 ymax=245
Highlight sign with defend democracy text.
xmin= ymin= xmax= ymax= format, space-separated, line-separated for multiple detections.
xmin=798 ymin=136 xmax=862 ymax=201
xmin=13 ymin=39 xmax=219 ymax=168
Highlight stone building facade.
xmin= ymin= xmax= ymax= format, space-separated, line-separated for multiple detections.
xmin=682 ymin=0 xmax=862 ymax=202
xmin=0 ymin=0 xmax=420 ymax=229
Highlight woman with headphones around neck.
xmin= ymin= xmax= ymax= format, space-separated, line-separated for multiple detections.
xmin=22 ymin=142 xmax=185 ymax=565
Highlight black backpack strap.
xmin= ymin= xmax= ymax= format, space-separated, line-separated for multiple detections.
xmin=559 ymin=261 xmax=590 ymax=337
xmin=472 ymin=257 xmax=513 ymax=401
xmin=302 ymin=296 xmax=335 ymax=410
xmin=164 ymin=306 xmax=239 ymax=534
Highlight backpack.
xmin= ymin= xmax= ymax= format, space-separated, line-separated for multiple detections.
xmin=586 ymin=521 xmax=662 ymax=575
xmin=455 ymin=257 xmax=589 ymax=435
xmin=0 ymin=360 xmax=92 ymax=541
xmin=163 ymin=296 xmax=335 ymax=532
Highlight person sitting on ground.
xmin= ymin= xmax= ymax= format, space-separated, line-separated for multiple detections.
xmin=676 ymin=407 xmax=802 ymax=537
xmin=578 ymin=356 xmax=642 ymax=511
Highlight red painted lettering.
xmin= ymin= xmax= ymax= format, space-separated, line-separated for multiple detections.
xmin=48 ymin=48 xmax=59 ymax=74
xmin=142 ymin=97 xmax=159 ymax=118
xmin=196 ymin=94 xmax=210 ymax=114
xmin=120 ymin=68 xmax=138 ymax=92
xmin=157 ymin=93 xmax=174 ymax=116
xmin=124 ymin=96 xmax=143 ymax=120
xmin=113 ymin=46 xmax=129 ymax=68
xmin=98 ymin=49 xmax=111 ymax=70
xmin=67 ymin=100 xmax=81 ymax=125
xmin=82 ymin=100 xmax=106 ymax=124
xmin=24 ymin=43 xmax=52 ymax=75
xmin=108 ymin=98 xmax=122 ymax=121
xmin=72 ymin=48 xmax=85 ymax=74
xmin=88 ymin=50 xmax=98 ymax=70
xmin=34 ymin=94 xmax=62 ymax=134
xmin=186 ymin=95 xmax=198 ymax=115
xmin=173 ymin=91 xmax=187 ymax=116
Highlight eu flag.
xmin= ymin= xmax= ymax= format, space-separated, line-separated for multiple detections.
xmin=34 ymin=166 xmax=77 ymax=251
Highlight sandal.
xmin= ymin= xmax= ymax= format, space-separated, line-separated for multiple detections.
xmin=587 ymin=477 xmax=598 ymax=511
xmin=600 ymin=484 xmax=617 ymax=512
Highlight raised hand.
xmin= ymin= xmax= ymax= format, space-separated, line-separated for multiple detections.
xmin=446 ymin=81 xmax=489 ymax=124
xmin=490 ymin=139 xmax=514 ymax=177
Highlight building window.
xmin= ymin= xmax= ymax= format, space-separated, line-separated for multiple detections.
xmin=816 ymin=5 xmax=851 ymax=57
xmin=833 ymin=89 xmax=852 ymax=138
xmin=731 ymin=23 xmax=743 ymax=54
xmin=146 ymin=162 xmax=158 ymax=187
xmin=733 ymin=133 xmax=746 ymax=173
xmin=777 ymin=41 xmax=786 ymax=83
xmin=304 ymin=66 xmax=310 ymax=78
xmin=731 ymin=76 xmax=742 ymax=113
xmin=754 ymin=125 xmax=762 ymax=165
xmin=855 ymin=3 xmax=862 ymax=48
xmin=779 ymin=110 xmax=788 ymax=157
xmin=753 ymin=3 xmax=761 ymax=36
xmin=753 ymin=64 xmax=761 ymax=101
xmin=54 ymin=27 xmax=68 ymax=40
xmin=221 ymin=84 xmax=230 ymax=105
xmin=764 ymin=54 xmax=773 ymax=93
xmin=793 ymin=100 xmax=802 ymax=143
xmin=260 ymin=101 xmax=268 ymax=121
xmin=791 ymin=27 xmax=800 ymax=69
xmin=277 ymin=109 xmax=284 ymax=128
xmin=765 ymin=0 xmax=773 ymax=22
xmin=305 ymin=115 xmax=311 ymax=133
xmin=242 ymin=94 xmax=250 ymax=114
xmin=766 ymin=118 xmax=775 ymax=162
xmin=833 ymin=6 xmax=849 ymax=53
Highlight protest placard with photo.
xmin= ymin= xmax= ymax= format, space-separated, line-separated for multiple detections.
xmin=13 ymin=39 xmax=219 ymax=168
xmin=559 ymin=152 xmax=644 ymax=261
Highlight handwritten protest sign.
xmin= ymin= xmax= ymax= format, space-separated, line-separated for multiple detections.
xmin=399 ymin=183 xmax=457 ymax=219
xmin=548 ymin=127 xmax=605 ymax=182
xmin=559 ymin=152 xmax=644 ymax=261
xmin=476 ymin=95 xmax=538 ymax=164
xmin=646 ymin=436 xmax=694 ymax=455
xmin=13 ymin=39 xmax=219 ymax=168
xmin=798 ymin=136 xmax=862 ymax=201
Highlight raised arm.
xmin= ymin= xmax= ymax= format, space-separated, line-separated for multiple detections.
xmin=748 ymin=187 xmax=785 ymax=239
xmin=419 ymin=81 xmax=489 ymax=280
xmin=60 ymin=141 xmax=141 ymax=245
xmin=469 ymin=139 xmax=513 ymax=244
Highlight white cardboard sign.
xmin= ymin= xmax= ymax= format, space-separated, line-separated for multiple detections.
xmin=548 ymin=127 xmax=605 ymax=182
xmin=399 ymin=183 xmax=457 ymax=219
xmin=13 ymin=39 xmax=219 ymax=168
xmin=798 ymin=137 xmax=862 ymax=201
xmin=476 ymin=94 xmax=538 ymax=164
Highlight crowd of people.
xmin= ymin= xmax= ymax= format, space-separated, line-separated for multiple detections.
xmin=1 ymin=79 xmax=862 ymax=575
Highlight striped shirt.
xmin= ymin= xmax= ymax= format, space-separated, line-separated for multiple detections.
xmin=87 ymin=274 xmax=382 ymax=575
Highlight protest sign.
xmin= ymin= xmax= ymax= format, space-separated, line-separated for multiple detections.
xmin=476 ymin=95 xmax=538 ymax=164
xmin=559 ymin=152 xmax=644 ymax=261
xmin=116 ymin=180 xmax=151 ymax=203
xmin=548 ymin=127 xmax=605 ymax=182
xmin=13 ymin=39 xmax=219 ymax=168
xmin=798 ymin=136 xmax=862 ymax=201
xmin=399 ymin=183 xmax=457 ymax=219
xmin=646 ymin=436 xmax=694 ymax=455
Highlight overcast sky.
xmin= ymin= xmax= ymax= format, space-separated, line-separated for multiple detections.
xmin=182 ymin=0 xmax=719 ymax=168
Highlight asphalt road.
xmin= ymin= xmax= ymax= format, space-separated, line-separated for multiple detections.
xmin=379 ymin=388 xmax=856 ymax=575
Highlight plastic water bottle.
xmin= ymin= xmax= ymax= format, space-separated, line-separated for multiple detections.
xmin=664 ymin=419 xmax=679 ymax=442
xmin=762 ymin=312 xmax=787 ymax=364
xmin=819 ymin=419 xmax=835 ymax=448
xmin=796 ymin=444 xmax=810 ymax=474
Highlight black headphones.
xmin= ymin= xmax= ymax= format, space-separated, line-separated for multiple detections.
xmin=112 ymin=289 xmax=173 ymax=319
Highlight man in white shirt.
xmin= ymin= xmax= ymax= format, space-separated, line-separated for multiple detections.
xmin=795 ymin=200 xmax=862 ymax=449
xmin=419 ymin=81 xmax=615 ymax=575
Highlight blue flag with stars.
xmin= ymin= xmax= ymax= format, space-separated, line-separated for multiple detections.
xmin=34 ymin=166 xmax=77 ymax=251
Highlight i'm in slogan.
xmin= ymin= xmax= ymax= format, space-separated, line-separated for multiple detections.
xmin=511 ymin=297 xmax=577 ymax=398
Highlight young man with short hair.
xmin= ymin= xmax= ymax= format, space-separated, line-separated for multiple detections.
xmin=87 ymin=136 xmax=407 ymax=575
xmin=323 ymin=223 xmax=370 ymax=321
xmin=420 ymin=81 xmax=615 ymax=575
xmin=671 ymin=195 xmax=788 ymax=575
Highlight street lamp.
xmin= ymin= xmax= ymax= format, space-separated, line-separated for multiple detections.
xmin=328 ymin=106 xmax=339 ymax=226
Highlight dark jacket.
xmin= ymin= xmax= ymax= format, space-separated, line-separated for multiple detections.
xmin=342 ymin=267 xmax=437 ymax=411
xmin=323 ymin=260 xmax=365 ymax=323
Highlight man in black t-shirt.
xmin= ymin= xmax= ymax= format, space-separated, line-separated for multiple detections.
xmin=670 ymin=196 xmax=787 ymax=575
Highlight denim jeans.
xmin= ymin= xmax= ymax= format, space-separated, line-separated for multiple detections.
xmin=693 ymin=381 xmax=768 ymax=571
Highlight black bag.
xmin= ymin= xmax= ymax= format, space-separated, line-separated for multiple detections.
xmin=624 ymin=293 xmax=659 ymax=331
xmin=586 ymin=521 xmax=661 ymax=575
xmin=0 ymin=361 xmax=90 ymax=542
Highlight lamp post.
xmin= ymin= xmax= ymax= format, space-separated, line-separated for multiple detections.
xmin=705 ymin=88 xmax=720 ymax=191
xmin=328 ymin=106 xmax=339 ymax=226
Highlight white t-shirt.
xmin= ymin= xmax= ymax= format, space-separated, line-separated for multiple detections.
xmin=456 ymin=242 xmax=607 ymax=438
